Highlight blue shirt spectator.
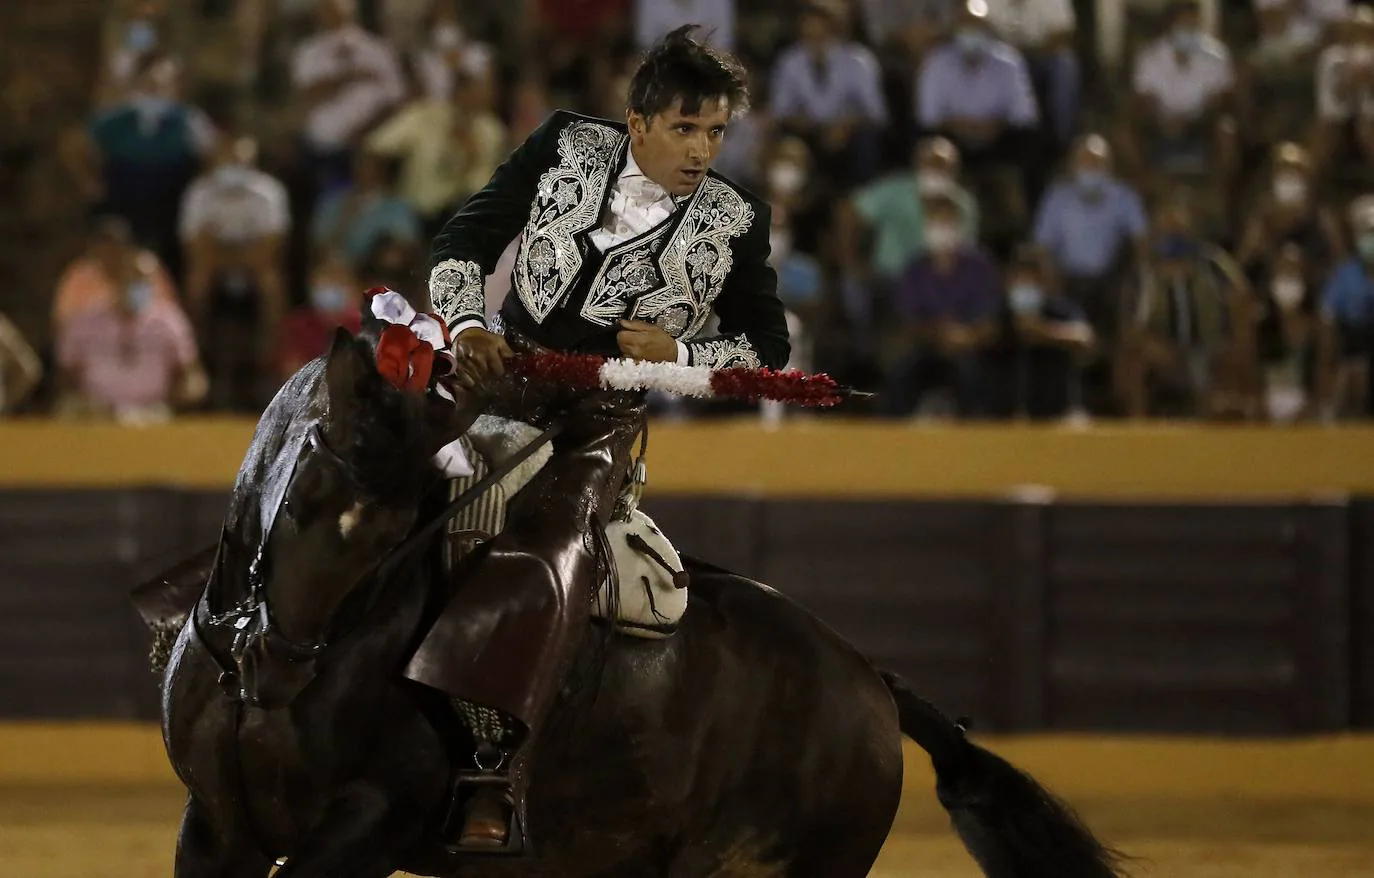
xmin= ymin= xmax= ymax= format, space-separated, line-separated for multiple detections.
xmin=917 ymin=31 xmax=1038 ymax=129
xmin=771 ymin=7 xmax=888 ymax=125
xmin=1033 ymin=136 xmax=1148 ymax=280
xmin=1320 ymin=258 xmax=1374 ymax=327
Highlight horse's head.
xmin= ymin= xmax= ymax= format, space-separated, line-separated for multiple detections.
xmin=215 ymin=325 xmax=475 ymax=705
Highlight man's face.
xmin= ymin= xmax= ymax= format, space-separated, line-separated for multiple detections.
xmin=800 ymin=11 xmax=834 ymax=48
xmin=628 ymin=97 xmax=731 ymax=198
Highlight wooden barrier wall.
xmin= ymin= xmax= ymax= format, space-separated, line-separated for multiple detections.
xmin=1 ymin=487 xmax=1370 ymax=734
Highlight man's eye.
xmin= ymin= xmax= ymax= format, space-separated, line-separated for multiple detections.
xmin=678 ymin=125 xmax=692 ymax=134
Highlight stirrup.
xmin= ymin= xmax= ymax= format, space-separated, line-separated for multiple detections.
xmin=444 ymin=770 xmax=527 ymax=856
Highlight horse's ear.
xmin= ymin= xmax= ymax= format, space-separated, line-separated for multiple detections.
xmin=324 ymin=327 xmax=375 ymax=410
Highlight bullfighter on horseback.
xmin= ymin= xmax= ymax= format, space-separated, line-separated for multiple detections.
xmin=406 ymin=25 xmax=791 ymax=854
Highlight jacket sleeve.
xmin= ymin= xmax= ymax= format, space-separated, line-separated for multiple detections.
xmin=683 ymin=201 xmax=792 ymax=370
xmin=428 ymin=111 xmax=565 ymax=331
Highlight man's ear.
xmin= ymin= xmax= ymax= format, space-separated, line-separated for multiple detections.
xmin=627 ymin=109 xmax=647 ymax=139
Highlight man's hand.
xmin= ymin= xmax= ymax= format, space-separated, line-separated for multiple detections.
xmin=617 ymin=320 xmax=678 ymax=362
xmin=452 ymin=326 xmax=513 ymax=389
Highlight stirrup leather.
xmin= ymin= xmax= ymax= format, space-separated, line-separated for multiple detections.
xmin=444 ymin=769 xmax=528 ymax=856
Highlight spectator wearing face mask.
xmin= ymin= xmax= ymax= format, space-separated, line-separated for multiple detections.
xmin=95 ymin=0 xmax=171 ymax=109
xmin=917 ymin=1 xmax=1039 ymax=248
xmin=1032 ymin=134 xmax=1148 ymax=342
xmin=277 ymin=256 xmax=364 ymax=382
xmin=1236 ymin=142 xmax=1343 ymax=291
xmin=1255 ymin=244 xmax=1320 ymax=420
xmin=982 ymin=246 xmax=1094 ymax=420
xmin=179 ymin=135 xmax=292 ymax=411
xmin=837 ymin=137 xmax=979 ymax=343
xmin=1123 ymin=0 xmax=1238 ymax=189
xmin=1312 ymin=6 xmax=1374 ymax=187
xmin=1314 ymin=195 xmax=1374 ymax=417
xmin=1118 ymin=196 xmax=1257 ymax=419
xmin=883 ymin=194 xmax=1001 ymax=417
xmin=770 ymin=2 xmax=889 ymax=187
xmin=61 ymin=53 xmax=218 ymax=278
xmin=366 ymin=68 xmax=509 ymax=240
xmin=54 ymin=240 xmax=207 ymax=422
xmin=311 ymin=152 xmax=421 ymax=271
xmin=412 ymin=0 xmax=496 ymax=104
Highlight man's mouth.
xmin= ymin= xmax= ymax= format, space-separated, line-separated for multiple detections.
xmin=680 ymin=168 xmax=703 ymax=180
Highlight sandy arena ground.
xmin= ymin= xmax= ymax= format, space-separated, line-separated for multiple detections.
xmin=2 ymin=729 xmax=1373 ymax=877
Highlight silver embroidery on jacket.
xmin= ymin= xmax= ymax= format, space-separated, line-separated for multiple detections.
xmin=429 ymin=258 xmax=485 ymax=327
xmin=623 ymin=177 xmax=754 ymax=339
xmin=514 ymin=120 xmax=623 ymax=322
xmin=687 ymin=336 xmax=762 ymax=369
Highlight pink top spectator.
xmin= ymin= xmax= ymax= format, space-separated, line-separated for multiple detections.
xmin=57 ymin=300 xmax=197 ymax=410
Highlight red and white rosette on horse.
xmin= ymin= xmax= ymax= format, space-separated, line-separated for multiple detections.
xmin=365 ymin=288 xmax=456 ymax=394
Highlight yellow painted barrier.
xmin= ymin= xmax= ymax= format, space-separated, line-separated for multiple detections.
xmin=4 ymin=722 xmax=1374 ymax=803
xmin=4 ymin=417 xmax=1374 ymax=498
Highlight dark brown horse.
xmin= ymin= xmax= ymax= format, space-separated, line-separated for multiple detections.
xmin=153 ymin=327 xmax=1124 ymax=878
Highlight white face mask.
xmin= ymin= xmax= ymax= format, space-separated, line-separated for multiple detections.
xmin=434 ymin=23 xmax=464 ymax=51
xmin=915 ymin=170 xmax=953 ymax=195
xmin=925 ymin=223 xmax=961 ymax=252
xmin=1272 ymin=173 xmax=1307 ymax=205
xmin=1008 ymin=283 xmax=1044 ymax=315
xmin=768 ymin=161 xmax=805 ymax=198
xmin=1272 ymin=276 xmax=1305 ymax=308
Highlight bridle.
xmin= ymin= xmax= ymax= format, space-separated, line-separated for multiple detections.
xmin=197 ymin=419 xmax=567 ymax=703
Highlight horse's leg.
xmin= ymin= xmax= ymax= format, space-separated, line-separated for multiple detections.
xmin=174 ymin=795 xmax=273 ymax=878
xmin=270 ymin=782 xmax=420 ymax=878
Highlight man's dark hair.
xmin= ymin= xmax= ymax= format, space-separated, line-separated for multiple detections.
xmin=627 ymin=25 xmax=750 ymax=119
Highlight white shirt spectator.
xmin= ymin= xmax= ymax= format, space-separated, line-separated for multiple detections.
xmin=179 ymin=166 xmax=292 ymax=245
xmin=634 ymin=0 xmax=736 ymax=51
xmin=770 ymin=41 xmax=889 ymax=125
xmin=292 ymin=23 xmax=407 ymax=150
xmin=984 ymin=0 xmax=1075 ymax=48
xmin=1132 ymin=35 xmax=1235 ymax=119
xmin=1316 ymin=43 xmax=1374 ymax=121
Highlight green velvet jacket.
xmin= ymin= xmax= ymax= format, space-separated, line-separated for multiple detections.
xmin=428 ymin=110 xmax=791 ymax=369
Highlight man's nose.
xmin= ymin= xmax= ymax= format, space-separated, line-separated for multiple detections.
xmin=686 ymin=134 xmax=709 ymax=162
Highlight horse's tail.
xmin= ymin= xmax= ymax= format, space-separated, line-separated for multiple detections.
xmin=880 ymin=670 xmax=1126 ymax=878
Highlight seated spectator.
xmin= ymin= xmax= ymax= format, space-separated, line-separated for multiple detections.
xmin=61 ymin=53 xmax=217 ymax=277
xmin=837 ymin=137 xmax=979 ymax=340
xmin=1315 ymin=195 xmax=1374 ymax=417
xmin=529 ymin=0 xmax=630 ymax=107
xmin=1122 ymin=0 xmax=1239 ymax=191
xmin=1033 ymin=134 xmax=1148 ymax=343
xmin=53 ymin=217 xmax=180 ymax=331
xmin=359 ymin=235 xmax=425 ymax=296
xmin=770 ymin=2 xmax=889 ymax=187
xmin=180 ymin=135 xmax=292 ymax=412
xmin=982 ymin=246 xmax=1095 ymax=420
xmin=635 ymin=0 xmax=735 ymax=52
xmin=1118 ymin=196 xmax=1258 ymax=418
xmin=1240 ymin=0 xmax=1322 ymax=156
xmin=984 ymin=0 xmax=1080 ymax=146
xmin=0 ymin=311 xmax=42 ymax=415
xmin=366 ymin=69 xmax=508 ymax=239
xmin=882 ymin=194 xmax=1002 ymax=417
xmin=1235 ymin=142 xmax=1343 ymax=289
xmin=412 ymin=0 xmax=496 ymax=104
xmin=311 ymin=152 xmax=422 ymax=271
xmin=54 ymin=246 xmax=206 ymax=423
xmin=917 ymin=1 xmax=1039 ymax=246
xmin=277 ymin=256 xmax=364 ymax=382
xmin=1311 ymin=6 xmax=1374 ymax=189
xmin=292 ymin=0 xmax=407 ymax=191
xmin=1255 ymin=244 xmax=1321 ymax=420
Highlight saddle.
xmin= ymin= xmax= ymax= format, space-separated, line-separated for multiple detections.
xmin=445 ymin=415 xmax=689 ymax=639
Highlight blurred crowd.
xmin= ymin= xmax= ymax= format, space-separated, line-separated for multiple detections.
xmin=4 ymin=0 xmax=1374 ymax=423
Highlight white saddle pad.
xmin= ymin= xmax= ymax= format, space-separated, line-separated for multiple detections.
xmin=443 ymin=416 xmax=687 ymax=639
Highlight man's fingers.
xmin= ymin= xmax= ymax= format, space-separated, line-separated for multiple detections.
xmin=619 ymin=319 xmax=656 ymax=332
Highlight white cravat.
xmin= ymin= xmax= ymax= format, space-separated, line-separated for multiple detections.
xmin=589 ymin=148 xmax=677 ymax=253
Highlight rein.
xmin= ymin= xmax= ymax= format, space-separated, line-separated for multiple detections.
xmin=199 ymin=418 xmax=567 ymax=700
